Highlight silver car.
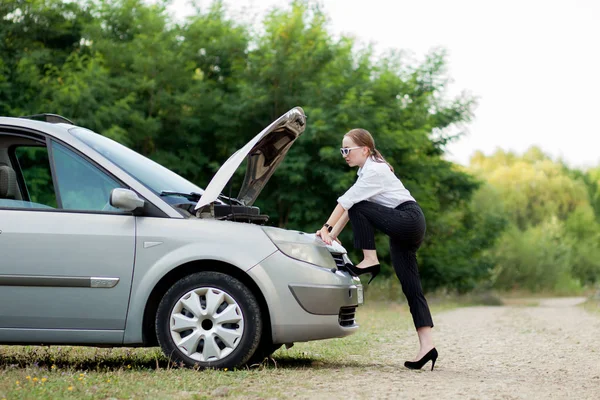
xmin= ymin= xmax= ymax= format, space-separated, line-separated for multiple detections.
xmin=0 ymin=107 xmax=362 ymax=368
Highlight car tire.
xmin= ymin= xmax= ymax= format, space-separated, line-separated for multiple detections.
xmin=156 ymin=271 xmax=262 ymax=369
xmin=246 ymin=342 xmax=282 ymax=366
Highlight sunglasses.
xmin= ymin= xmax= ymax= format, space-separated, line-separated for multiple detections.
xmin=340 ymin=146 xmax=362 ymax=156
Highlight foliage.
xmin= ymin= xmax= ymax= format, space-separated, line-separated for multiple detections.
xmin=491 ymin=219 xmax=578 ymax=293
xmin=1 ymin=0 xmax=505 ymax=292
xmin=470 ymin=148 xmax=600 ymax=292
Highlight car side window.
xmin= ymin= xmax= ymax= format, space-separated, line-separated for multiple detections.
xmin=51 ymin=141 xmax=124 ymax=212
xmin=12 ymin=146 xmax=58 ymax=209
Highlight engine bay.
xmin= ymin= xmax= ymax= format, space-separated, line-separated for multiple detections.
xmin=177 ymin=202 xmax=269 ymax=224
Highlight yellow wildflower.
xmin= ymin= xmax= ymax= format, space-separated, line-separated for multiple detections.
xmin=15 ymin=380 xmax=20 ymax=385
xmin=68 ymin=386 xmax=73 ymax=391
xmin=33 ymin=377 xmax=38 ymax=382
xmin=26 ymin=376 xmax=31 ymax=380
xmin=42 ymin=378 xmax=48 ymax=383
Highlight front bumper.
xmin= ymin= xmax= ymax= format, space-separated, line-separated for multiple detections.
xmin=247 ymin=250 xmax=362 ymax=344
xmin=288 ymin=283 xmax=361 ymax=314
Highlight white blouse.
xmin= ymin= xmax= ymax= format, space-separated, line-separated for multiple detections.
xmin=337 ymin=156 xmax=415 ymax=210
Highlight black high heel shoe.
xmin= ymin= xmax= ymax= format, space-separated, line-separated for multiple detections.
xmin=343 ymin=263 xmax=380 ymax=284
xmin=404 ymin=348 xmax=438 ymax=371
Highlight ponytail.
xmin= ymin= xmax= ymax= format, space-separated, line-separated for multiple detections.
xmin=372 ymin=149 xmax=394 ymax=172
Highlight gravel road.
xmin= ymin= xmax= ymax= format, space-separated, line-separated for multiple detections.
xmin=298 ymin=297 xmax=600 ymax=399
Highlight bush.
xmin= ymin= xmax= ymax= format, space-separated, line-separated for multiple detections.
xmin=492 ymin=218 xmax=582 ymax=293
xmin=564 ymin=206 xmax=600 ymax=285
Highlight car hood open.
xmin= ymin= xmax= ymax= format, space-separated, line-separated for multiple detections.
xmin=195 ymin=107 xmax=307 ymax=210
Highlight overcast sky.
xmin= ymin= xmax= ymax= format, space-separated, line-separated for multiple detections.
xmin=166 ymin=0 xmax=600 ymax=168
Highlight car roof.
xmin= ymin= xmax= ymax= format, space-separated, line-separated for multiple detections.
xmin=0 ymin=116 xmax=80 ymax=144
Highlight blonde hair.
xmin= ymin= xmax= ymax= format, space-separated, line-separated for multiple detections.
xmin=344 ymin=128 xmax=394 ymax=172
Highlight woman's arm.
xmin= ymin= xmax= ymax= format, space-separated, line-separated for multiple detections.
xmin=317 ymin=203 xmax=348 ymax=245
xmin=318 ymin=167 xmax=383 ymax=245
xmin=330 ymin=210 xmax=349 ymax=241
xmin=323 ymin=203 xmax=345 ymax=229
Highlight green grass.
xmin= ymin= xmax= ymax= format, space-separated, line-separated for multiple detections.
xmin=5 ymin=282 xmax=589 ymax=398
xmin=0 ymin=303 xmax=427 ymax=400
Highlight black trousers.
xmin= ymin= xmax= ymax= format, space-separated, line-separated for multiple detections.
xmin=348 ymin=200 xmax=434 ymax=329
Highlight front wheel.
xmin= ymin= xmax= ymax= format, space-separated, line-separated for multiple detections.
xmin=156 ymin=271 xmax=262 ymax=368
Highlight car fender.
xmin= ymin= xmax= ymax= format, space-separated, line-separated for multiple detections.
xmin=123 ymin=219 xmax=278 ymax=344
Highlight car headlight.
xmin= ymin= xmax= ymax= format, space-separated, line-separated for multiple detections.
xmin=262 ymin=226 xmax=337 ymax=270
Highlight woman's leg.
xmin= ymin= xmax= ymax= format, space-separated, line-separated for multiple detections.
xmin=347 ymin=201 xmax=405 ymax=268
xmin=347 ymin=201 xmax=422 ymax=240
xmin=347 ymin=202 xmax=381 ymax=268
xmin=348 ymin=201 xmax=423 ymax=269
xmin=390 ymin=238 xmax=435 ymax=360
xmin=358 ymin=250 xmax=379 ymax=269
xmin=348 ymin=201 xmax=434 ymax=361
xmin=416 ymin=326 xmax=435 ymax=360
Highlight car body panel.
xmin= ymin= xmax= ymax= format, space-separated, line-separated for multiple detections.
xmin=196 ymin=107 xmax=306 ymax=209
xmin=247 ymin=251 xmax=359 ymax=344
xmin=0 ymin=209 xmax=135 ymax=331
xmin=288 ymin=284 xmax=358 ymax=315
xmin=0 ymin=328 xmax=124 ymax=345
xmin=122 ymin=216 xmax=279 ymax=344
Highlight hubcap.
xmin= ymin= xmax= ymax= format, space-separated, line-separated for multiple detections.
xmin=169 ymin=287 xmax=244 ymax=362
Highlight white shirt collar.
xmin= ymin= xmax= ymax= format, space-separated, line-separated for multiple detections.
xmin=357 ymin=156 xmax=375 ymax=177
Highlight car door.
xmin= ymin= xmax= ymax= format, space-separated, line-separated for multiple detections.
xmin=0 ymin=132 xmax=135 ymax=337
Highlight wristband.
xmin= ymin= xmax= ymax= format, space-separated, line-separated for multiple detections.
xmin=323 ymin=223 xmax=333 ymax=233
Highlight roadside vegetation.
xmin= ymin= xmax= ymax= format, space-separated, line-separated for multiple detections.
xmin=1 ymin=0 xmax=599 ymax=296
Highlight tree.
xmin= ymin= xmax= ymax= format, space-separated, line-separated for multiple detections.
xmin=470 ymin=147 xmax=600 ymax=290
xmin=0 ymin=0 xmax=504 ymax=293
xmin=0 ymin=0 xmax=94 ymax=115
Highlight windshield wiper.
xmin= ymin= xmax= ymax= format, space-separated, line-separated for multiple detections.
xmin=160 ymin=191 xmax=203 ymax=201
xmin=160 ymin=190 xmax=244 ymax=205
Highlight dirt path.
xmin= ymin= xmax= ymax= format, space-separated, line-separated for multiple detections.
xmin=297 ymin=297 xmax=600 ymax=399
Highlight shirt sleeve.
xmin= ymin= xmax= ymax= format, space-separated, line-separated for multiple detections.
xmin=337 ymin=168 xmax=384 ymax=210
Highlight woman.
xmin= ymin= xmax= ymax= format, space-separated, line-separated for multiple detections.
xmin=316 ymin=128 xmax=438 ymax=371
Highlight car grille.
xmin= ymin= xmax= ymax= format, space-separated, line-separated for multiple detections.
xmin=339 ymin=306 xmax=357 ymax=327
xmin=331 ymin=253 xmax=346 ymax=269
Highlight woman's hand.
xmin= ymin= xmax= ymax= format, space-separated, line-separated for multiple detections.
xmin=316 ymin=227 xmax=341 ymax=246
xmin=321 ymin=229 xmax=333 ymax=245
xmin=315 ymin=228 xmax=332 ymax=244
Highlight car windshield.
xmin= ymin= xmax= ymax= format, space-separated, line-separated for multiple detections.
xmin=69 ymin=127 xmax=203 ymax=197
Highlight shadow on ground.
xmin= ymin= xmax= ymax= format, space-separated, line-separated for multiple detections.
xmin=0 ymin=348 xmax=373 ymax=372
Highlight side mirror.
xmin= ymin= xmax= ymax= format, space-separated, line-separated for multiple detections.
xmin=110 ymin=188 xmax=145 ymax=212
